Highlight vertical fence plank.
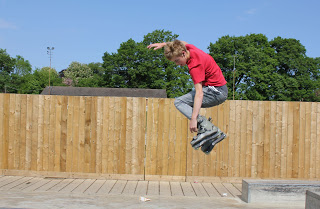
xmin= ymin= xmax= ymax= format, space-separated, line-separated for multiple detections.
xmin=286 ymin=102 xmax=294 ymax=178
xmin=2 ymin=94 xmax=10 ymax=169
xmin=251 ymin=101 xmax=259 ymax=178
xmin=72 ymin=96 xmax=80 ymax=172
xmin=95 ymin=97 xmax=103 ymax=174
xmin=102 ymin=97 xmax=109 ymax=174
xmin=298 ymin=102 xmax=306 ymax=178
xmin=304 ymin=102 xmax=311 ymax=178
xmin=66 ymin=96 xmax=74 ymax=172
xmin=48 ymin=96 xmax=56 ymax=171
xmin=168 ymin=99 xmax=176 ymax=176
xmin=14 ymin=94 xmax=21 ymax=169
xmin=8 ymin=94 xmax=16 ymax=169
xmin=269 ymin=101 xmax=276 ymax=178
xmin=79 ymin=96 xmax=86 ymax=173
xmin=113 ymin=97 xmax=121 ymax=174
xmin=245 ymin=101 xmax=253 ymax=177
xmin=292 ymin=102 xmax=300 ymax=178
xmin=280 ymin=102 xmax=288 ymax=178
xmin=84 ymin=96 xmax=92 ymax=173
xmin=107 ymin=97 xmax=115 ymax=174
xmin=208 ymin=106 xmax=218 ymax=176
xmin=19 ymin=95 xmax=27 ymax=170
xmin=228 ymin=100 xmax=236 ymax=177
xmin=42 ymin=95 xmax=50 ymax=171
xmin=162 ymin=99 xmax=170 ymax=176
xmin=156 ymin=99 xmax=165 ymax=175
xmin=240 ymin=100 xmax=248 ymax=177
xmin=234 ymin=100 xmax=241 ymax=177
xmin=263 ymin=101 xmax=271 ymax=178
xmin=25 ymin=95 xmax=32 ymax=170
xmin=316 ymin=103 xmax=320 ymax=178
xmin=54 ymin=96 xmax=62 ymax=172
xmin=118 ymin=97 xmax=127 ymax=174
xmin=309 ymin=103 xmax=317 ymax=178
xmin=125 ymin=97 xmax=133 ymax=174
xmin=90 ymin=97 xmax=97 ymax=173
xmin=37 ymin=95 xmax=44 ymax=171
xmin=138 ymin=97 xmax=146 ymax=175
xmin=60 ymin=96 xmax=68 ymax=173
xmin=0 ymin=94 xmax=3 ymax=169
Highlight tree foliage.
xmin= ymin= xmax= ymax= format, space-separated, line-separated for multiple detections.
xmin=102 ymin=30 xmax=193 ymax=98
xmin=209 ymin=34 xmax=320 ymax=101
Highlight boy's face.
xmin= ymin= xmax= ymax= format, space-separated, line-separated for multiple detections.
xmin=171 ymin=51 xmax=188 ymax=66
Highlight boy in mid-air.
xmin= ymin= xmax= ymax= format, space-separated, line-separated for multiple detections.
xmin=147 ymin=40 xmax=228 ymax=154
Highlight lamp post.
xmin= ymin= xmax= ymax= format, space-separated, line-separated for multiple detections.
xmin=47 ymin=47 xmax=54 ymax=87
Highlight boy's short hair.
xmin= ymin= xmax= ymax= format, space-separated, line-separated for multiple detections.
xmin=164 ymin=40 xmax=187 ymax=60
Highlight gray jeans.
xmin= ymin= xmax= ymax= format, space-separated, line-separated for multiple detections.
xmin=174 ymin=85 xmax=228 ymax=120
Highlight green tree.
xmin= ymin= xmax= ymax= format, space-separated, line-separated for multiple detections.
xmin=0 ymin=49 xmax=15 ymax=92
xmin=270 ymin=37 xmax=320 ymax=101
xmin=209 ymin=34 xmax=278 ymax=100
xmin=63 ymin=61 xmax=94 ymax=86
xmin=20 ymin=67 xmax=62 ymax=94
xmin=102 ymin=30 xmax=193 ymax=98
xmin=209 ymin=34 xmax=320 ymax=101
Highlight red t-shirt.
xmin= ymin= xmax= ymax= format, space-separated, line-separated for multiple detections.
xmin=186 ymin=44 xmax=227 ymax=86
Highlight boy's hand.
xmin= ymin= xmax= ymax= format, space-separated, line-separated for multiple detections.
xmin=147 ymin=43 xmax=166 ymax=50
xmin=190 ymin=118 xmax=198 ymax=133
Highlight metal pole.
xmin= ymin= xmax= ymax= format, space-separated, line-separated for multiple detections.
xmin=47 ymin=47 xmax=54 ymax=87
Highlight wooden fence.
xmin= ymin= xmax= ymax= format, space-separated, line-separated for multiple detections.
xmin=0 ymin=93 xmax=319 ymax=181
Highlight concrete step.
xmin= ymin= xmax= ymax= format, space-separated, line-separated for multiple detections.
xmin=242 ymin=179 xmax=320 ymax=203
xmin=306 ymin=190 xmax=320 ymax=209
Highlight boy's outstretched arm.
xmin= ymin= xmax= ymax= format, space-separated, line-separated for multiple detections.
xmin=147 ymin=41 xmax=189 ymax=50
xmin=147 ymin=43 xmax=166 ymax=50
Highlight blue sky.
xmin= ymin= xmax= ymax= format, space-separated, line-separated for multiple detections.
xmin=0 ymin=0 xmax=319 ymax=71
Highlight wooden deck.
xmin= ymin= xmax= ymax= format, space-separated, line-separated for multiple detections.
xmin=0 ymin=175 xmax=242 ymax=198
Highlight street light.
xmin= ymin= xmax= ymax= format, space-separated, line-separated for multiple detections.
xmin=47 ymin=47 xmax=54 ymax=87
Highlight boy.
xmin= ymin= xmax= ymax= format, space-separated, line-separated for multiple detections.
xmin=147 ymin=40 xmax=228 ymax=154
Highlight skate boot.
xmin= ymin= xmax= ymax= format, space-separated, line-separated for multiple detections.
xmin=201 ymin=132 xmax=227 ymax=155
xmin=190 ymin=115 xmax=220 ymax=149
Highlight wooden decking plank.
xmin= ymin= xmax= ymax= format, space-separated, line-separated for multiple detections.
xmin=46 ymin=179 xmax=74 ymax=192
xmin=109 ymin=180 xmax=127 ymax=195
xmin=191 ymin=183 xmax=209 ymax=197
xmin=134 ymin=181 xmax=148 ymax=196
xmin=96 ymin=180 xmax=116 ymax=194
xmin=33 ymin=179 xmax=63 ymax=192
xmin=0 ymin=177 xmax=33 ymax=190
xmin=84 ymin=180 xmax=106 ymax=195
xmin=202 ymin=183 xmax=221 ymax=197
xmin=0 ymin=176 xmax=16 ymax=183
xmin=147 ymin=181 xmax=159 ymax=196
xmin=10 ymin=177 xmax=43 ymax=191
xmin=233 ymin=183 xmax=242 ymax=192
xmin=22 ymin=178 xmax=53 ymax=192
xmin=170 ymin=182 xmax=183 ymax=196
xmin=72 ymin=179 xmax=96 ymax=193
xmin=59 ymin=179 xmax=85 ymax=192
xmin=213 ymin=183 xmax=233 ymax=197
xmin=122 ymin=180 xmax=138 ymax=195
xmin=159 ymin=181 xmax=171 ymax=196
xmin=0 ymin=176 xmax=24 ymax=188
xmin=180 ymin=182 xmax=196 ymax=197
xmin=223 ymin=183 xmax=241 ymax=197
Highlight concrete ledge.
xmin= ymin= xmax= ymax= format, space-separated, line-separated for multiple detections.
xmin=242 ymin=179 xmax=320 ymax=203
xmin=306 ymin=190 xmax=320 ymax=209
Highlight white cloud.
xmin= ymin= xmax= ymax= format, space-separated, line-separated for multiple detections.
xmin=0 ymin=18 xmax=17 ymax=29
xmin=246 ymin=8 xmax=257 ymax=15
